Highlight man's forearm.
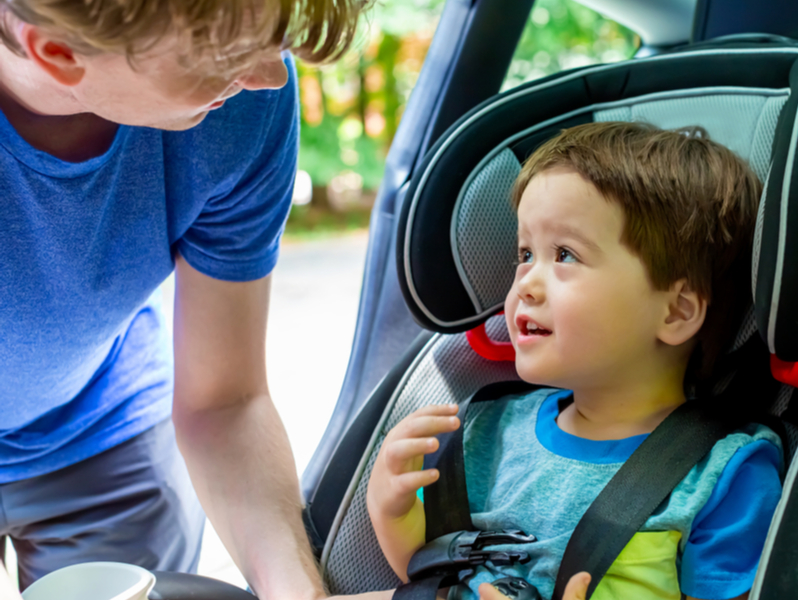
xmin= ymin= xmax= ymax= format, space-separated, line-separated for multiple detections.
xmin=173 ymin=392 xmax=323 ymax=600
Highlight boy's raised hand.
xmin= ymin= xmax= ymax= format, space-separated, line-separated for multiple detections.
xmin=369 ymin=404 xmax=461 ymax=518
xmin=367 ymin=403 xmax=461 ymax=580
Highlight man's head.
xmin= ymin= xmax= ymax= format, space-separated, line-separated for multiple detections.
xmin=505 ymin=121 xmax=760 ymax=388
xmin=0 ymin=0 xmax=365 ymax=129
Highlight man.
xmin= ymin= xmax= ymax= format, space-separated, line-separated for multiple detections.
xmin=0 ymin=0 xmax=362 ymax=597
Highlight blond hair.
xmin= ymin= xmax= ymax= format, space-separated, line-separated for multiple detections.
xmin=0 ymin=0 xmax=367 ymax=70
xmin=513 ymin=121 xmax=761 ymax=380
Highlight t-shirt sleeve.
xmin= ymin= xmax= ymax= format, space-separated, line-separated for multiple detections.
xmin=680 ymin=439 xmax=783 ymax=599
xmin=176 ymin=55 xmax=299 ymax=282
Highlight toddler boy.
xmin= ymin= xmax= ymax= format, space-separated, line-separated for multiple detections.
xmin=366 ymin=122 xmax=783 ymax=600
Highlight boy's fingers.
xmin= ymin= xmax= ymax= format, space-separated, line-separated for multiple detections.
xmin=400 ymin=415 xmax=461 ymax=438
xmin=412 ymin=404 xmax=459 ymax=416
xmin=389 ymin=469 xmax=439 ymax=496
xmin=562 ymin=572 xmax=591 ymax=600
xmin=478 ymin=583 xmax=511 ymax=600
xmin=385 ymin=438 xmax=439 ymax=472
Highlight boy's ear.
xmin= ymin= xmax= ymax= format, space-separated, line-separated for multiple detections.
xmin=18 ymin=24 xmax=85 ymax=86
xmin=657 ymin=279 xmax=707 ymax=347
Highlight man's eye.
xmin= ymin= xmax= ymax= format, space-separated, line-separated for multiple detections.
xmin=555 ymin=247 xmax=577 ymax=263
xmin=518 ymin=249 xmax=533 ymax=264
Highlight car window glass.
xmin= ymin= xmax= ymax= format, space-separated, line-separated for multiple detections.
xmin=503 ymin=0 xmax=640 ymax=92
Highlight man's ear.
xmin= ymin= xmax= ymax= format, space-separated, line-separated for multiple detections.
xmin=18 ymin=24 xmax=85 ymax=86
xmin=658 ymin=279 xmax=707 ymax=347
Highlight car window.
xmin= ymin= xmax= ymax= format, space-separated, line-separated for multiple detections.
xmin=503 ymin=0 xmax=639 ymax=93
xmin=293 ymin=0 xmax=446 ymax=214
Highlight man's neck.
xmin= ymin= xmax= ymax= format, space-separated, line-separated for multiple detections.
xmin=0 ymin=46 xmax=118 ymax=162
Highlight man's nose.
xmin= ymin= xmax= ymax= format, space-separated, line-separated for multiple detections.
xmin=236 ymin=59 xmax=288 ymax=91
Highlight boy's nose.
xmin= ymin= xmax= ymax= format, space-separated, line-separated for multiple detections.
xmin=236 ymin=58 xmax=288 ymax=91
xmin=517 ymin=267 xmax=545 ymax=303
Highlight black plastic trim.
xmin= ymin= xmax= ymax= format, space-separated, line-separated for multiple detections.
xmin=753 ymin=461 xmax=798 ymax=599
xmin=756 ymin=59 xmax=797 ymax=361
xmin=692 ymin=0 xmax=798 ymax=43
xmin=149 ymin=572 xmax=255 ymax=600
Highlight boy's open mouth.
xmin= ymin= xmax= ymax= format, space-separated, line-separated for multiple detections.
xmin=517 ymin=316 xmax=552 ymax=336
xmin=525 ymin=323 xmax=552 ymax=336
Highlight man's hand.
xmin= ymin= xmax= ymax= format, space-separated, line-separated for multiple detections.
xmin=477 ymin=573 xmax=591 ymax=600
xmin=366 ymin=404 xmax=460 ymax=581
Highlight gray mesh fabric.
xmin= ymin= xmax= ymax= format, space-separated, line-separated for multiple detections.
xmin=753 ymin=181 xmax=768 ymax=300
xmin=749 ymin=96 xmax=787 ymax=182
xmin=771 ymin=384 xmax=795 ymax=418
xmin=770 ymin=385 xmax=797 ymax=459
xmin=453 ymin=149 xmax=521 ymax=312
xmin=323 ymin=316 xmax=518 ymax=594
xmin=596 ymin=106 xmax=631 ymax=122
xmin=595 ymin=92 xmax=789 ymax=174
xmin=731 ymin=307 xmax=758 ymax=352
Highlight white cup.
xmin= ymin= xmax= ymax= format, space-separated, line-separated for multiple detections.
xmin=21 ymin=562 xmax=156 ymax=600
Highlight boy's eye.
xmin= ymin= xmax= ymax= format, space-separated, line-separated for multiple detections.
xmin=555 ymin=247 xmax=577 ymax=263
xmin=518 ymin=249 xmax=533 ymax=264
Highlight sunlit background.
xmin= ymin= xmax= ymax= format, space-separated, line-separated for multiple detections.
xmin=286 ymin=0 xmax=638 ymax=238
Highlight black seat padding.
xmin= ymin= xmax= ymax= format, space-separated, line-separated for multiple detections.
xmin=753 ymin=60 xmax=798 ymax=362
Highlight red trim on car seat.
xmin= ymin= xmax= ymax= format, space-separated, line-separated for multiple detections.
xmin=466 ymin=316 xmax=516 ymax=362
xmin=770 ymin=355 xmax=798 ymax=387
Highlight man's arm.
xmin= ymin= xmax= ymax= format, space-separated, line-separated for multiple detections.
xmin=171 ymin=254 xmax=323 ymax=600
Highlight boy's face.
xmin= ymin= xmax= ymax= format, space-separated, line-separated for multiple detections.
xmin=505 ymin=168 xmax=669 ymax=392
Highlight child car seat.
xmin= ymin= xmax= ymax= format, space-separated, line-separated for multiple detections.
xmin=304 ymin=39 xmax=798 ymax=599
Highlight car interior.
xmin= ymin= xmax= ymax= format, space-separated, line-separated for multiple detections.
xmin=147 ymin=0 xmax=798 ymax=597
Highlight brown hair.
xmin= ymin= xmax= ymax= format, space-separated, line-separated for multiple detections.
xmin=0 ymin=0 xmax=367 ymax=70
xmin=512 ymin=121 xmax=761 ymax=381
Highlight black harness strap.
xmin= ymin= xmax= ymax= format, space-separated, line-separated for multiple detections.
xmin=554 ymin=334 xmax=780 ymax=599
xmin=394 ymin=381 xmax=540 ymax=600
xmin=396 ymin=335 xmax=778 ymax=600
xmin=423 ymin=381 xmax=540 ymax=541
xmin=552 ymin=398 xmax=738 ymax=600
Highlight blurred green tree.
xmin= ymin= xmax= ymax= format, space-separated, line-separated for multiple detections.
xmin=292 ymin=0 xmax=638 ymax=223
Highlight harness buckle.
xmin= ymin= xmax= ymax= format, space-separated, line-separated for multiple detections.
xmin=406 ymin=530 xmax=536 ymax=584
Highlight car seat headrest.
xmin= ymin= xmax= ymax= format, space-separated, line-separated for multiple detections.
xmin=753 ymin=59 xmax=798 ymax=365
xmin=397 ymin=44 xmax=797 ymax=335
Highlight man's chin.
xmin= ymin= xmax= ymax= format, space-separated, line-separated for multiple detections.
xmin=146 ymin=111 xmax=209 ymax=131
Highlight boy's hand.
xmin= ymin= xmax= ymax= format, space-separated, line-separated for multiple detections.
xmin=368 ymin=404 xmax=461 ymax=519
xmin=366 ymin=404 xmax=461 ymax=580
xmin=477 ymin=573 xmax=591 ymax=600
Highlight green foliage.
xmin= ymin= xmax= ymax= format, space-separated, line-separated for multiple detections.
xmin=504 ymin=0 xmax=639 ymax=90
xmin=368 ymin=0 xmax=447 ymax=37
xmin=298 ymin=114 xmax=385 ymax=190
xmin=297 ymin=0 xmax=640 ymax=196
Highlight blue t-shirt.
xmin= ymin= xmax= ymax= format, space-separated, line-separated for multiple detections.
xmin=459 ymin=389 xmax=783 ymax=600
xmin=0 ymin=57 xmax=299 ymax=483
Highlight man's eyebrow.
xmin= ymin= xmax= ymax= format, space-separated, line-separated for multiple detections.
xmin=549 ymin=224 xmax=602 ymax=252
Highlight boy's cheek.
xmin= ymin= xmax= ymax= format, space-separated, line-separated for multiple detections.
xmin=504 ymin=295 xmax=517 ymax=340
